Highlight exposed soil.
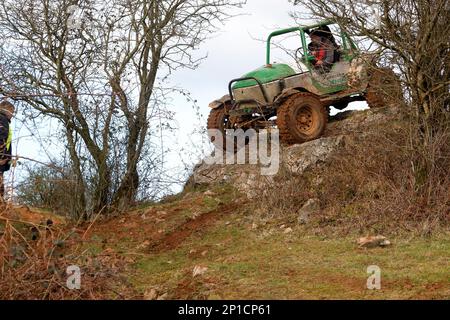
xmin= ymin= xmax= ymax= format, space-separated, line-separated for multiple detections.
xmin=148 ymin=203 xmax=238 ymax=253
xmin=3 ymin=205 xmax=65 ymax=226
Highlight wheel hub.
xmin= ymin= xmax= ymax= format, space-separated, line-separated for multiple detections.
xmin=296 ymin=106 xmax=314 ymax=132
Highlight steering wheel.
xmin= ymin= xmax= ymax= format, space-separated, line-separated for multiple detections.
xmin=295 ymin=47 xmax=309 ymax=72
xmin=295 ymin=47 xmax=305 ymax=62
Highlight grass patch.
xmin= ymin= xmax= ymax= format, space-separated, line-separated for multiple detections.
xmin=125 ymin=213 xmax=450 ymax=299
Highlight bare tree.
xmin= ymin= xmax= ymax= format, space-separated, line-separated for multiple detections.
xmin=290 ymin=0 xmax=449 ymax=120
xmin=0 ymin=0 xmax=245 ymax=217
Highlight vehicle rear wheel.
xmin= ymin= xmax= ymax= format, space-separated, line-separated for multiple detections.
xmin=332 ymin=101 xmax=349 ymax=110
xmin=207 ymin=105 xmax=228 ymax=133
xmin=365 ymin=68 xmax=402 ymax=108
xmin=207 ymin=105 xmax=230 ymax=149
xmin=277 ymin=93 xmax=328 ymax=144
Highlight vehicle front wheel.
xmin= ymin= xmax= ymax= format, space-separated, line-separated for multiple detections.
xmin=277 ymin=93 xmax=328 ymax=144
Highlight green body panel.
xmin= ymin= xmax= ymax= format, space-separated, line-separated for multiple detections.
xmin=311 ymin=63 xmax=350 ymax=94
xmin=232 ymin=64 xmax=296 ymax=89
xmin=311 ymin=78 xmax=347 ymax=94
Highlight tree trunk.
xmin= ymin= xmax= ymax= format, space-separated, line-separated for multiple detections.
xmin=65 ymin=128 xmax=87 ymax=220
xmin=92 ymin=159 xmax=112 ymax=213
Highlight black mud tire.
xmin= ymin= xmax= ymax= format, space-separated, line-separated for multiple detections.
xmin=332 ymin=101 xmax=349 ymax=110
xmin=365 ymin=68 xmax=402 ymax=108
xmin=207 ymin=106 xmax=228 ymax=135
xmin=277 ymin=93 xmax=328 ymax=145
xmin=207 ymin=105 xmax=229 ymax=150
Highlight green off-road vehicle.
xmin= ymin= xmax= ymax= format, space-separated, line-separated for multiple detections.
xmin=207 ymin=21 xmax=401 ymax=145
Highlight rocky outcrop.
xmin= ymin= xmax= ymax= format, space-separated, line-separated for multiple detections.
xmin=297 ymin=198 xmax=320 ymax=224
xmin=284 ymin=135 xmax=344 ymax=174
xmin=190 ymin=106 xmax=403 ymax=198
xmin=192 ymin=135 xmax=346 ymax=197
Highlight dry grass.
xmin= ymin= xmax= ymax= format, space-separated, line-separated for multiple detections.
xmin=0 ymin=206 xmax=135 ymax=299
xmin=1 ymin=108 xmax=448 ymax=299
xmin=254 ymin=111 xmax=450 ymax=237
xmin=1 ymin=180 xmax=448 ymax=300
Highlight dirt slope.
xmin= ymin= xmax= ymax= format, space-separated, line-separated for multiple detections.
xmin=1 ymin=106 xmax=449 ymax=299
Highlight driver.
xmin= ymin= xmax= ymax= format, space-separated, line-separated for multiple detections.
xmin=307 ymin=27 xmax=338 ymax=73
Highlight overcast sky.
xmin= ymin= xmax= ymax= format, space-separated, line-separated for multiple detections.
xmin=11 ymin=0 xmax=367 ymax=195
xmin=164 ymin=0 xmax=302 ymax=182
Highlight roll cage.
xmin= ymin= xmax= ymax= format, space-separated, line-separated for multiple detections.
xmin=265 ymin=21 xmax=359 ymax=70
